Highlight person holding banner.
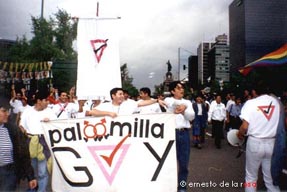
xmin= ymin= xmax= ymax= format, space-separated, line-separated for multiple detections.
xmin=0 ymin=104 xmax=37 ymax=191
xmin=19 ymin=94 xmax=57 ymax=192
xmin=164 ymin=81 xmax=195 ymax=192
xmin=137 ymin=87 xmax=162 ymax=114
xmin=86 ymin=87 xmax=166 ymax=117
xmin=52 ymin=90 xmax=79 ymax=119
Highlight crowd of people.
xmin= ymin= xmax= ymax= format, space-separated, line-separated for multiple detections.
xmin=1 ymin=80 xmax=286 ymax=192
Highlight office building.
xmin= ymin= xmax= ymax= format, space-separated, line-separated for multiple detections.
xmin=197 ymin=42 xmax=213 ymax=85
xmin=208 ymin=34 xmax=230 ymax=82
xmin=229 ymin=0 xmax=287 ymax=73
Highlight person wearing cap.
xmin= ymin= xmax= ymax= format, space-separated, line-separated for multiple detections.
xmin=0 ymin=104 xmax=37 ymax=191
xmin=237 ymin=82 xmax=282 ymax=192
xmin=164 ymin=81 xmax=195 ymax=192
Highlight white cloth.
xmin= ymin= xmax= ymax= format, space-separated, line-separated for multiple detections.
xmin=96 ymin=100 xmax=138 ymax=115
xmin=20 ymin=107 xmax=56 ymax=135
xmin=245 ymin=137 xmax=280 ymax=192
xmin=52 ymin=102 xmax=79 ymax=119
xmin=208 ymin=100 xmax=226 ymax=121
xmin=9 ymin=99 xmax=23 ymax=114
xmin=137 ymin=99 xmax=162 ymax=114
xmin=240 ymin=94 xmax=279 ymax=138
xmin=19 ymin=104 xmax=32 ymax=113
xmin=164 ymin=97 xmax=195 ymax=129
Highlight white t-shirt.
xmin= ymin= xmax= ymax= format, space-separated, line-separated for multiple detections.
xmin=52 ymin=102 xmax=79 ymax=119
xmin=9 ymin=99 xmax=23 ymax=114
xmin=164 ymin=97 xmax=195 ymax=129
xmin=240 ymin=94 xmax=280 ymax=138
xmin=20 ymin=107 xmax=57 ymax=134
xmin=19 ymin=104 xmax=32 ymax=113
xmin=137 ymin=99 xmax=162 ymax=114
xmin=96 ymin=100 xmax=138 ymax=115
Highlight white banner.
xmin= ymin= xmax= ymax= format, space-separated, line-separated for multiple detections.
xmin=76 ymin=18 xmax=122 ymax=100
xmin=42 ymin=114 xmax=177 ymax=192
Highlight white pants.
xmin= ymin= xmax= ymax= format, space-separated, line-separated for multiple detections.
xmin=245 ymin=136 xmax=280 ymax=192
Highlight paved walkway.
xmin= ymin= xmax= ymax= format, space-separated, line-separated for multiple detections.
xmin=187 ymin=128 xmax=287 ymax=192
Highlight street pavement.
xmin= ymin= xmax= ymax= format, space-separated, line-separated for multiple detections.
xmin=187 ymin=127 xmax=287 ymax=192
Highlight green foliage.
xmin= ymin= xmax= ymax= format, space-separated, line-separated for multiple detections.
xmin=9 ymin=36 xmax=30 ymax=62
xmin=8 ymin=9 xmax=77 ymax=93
xmin=120 ymin=63 xmax=138 ymax=97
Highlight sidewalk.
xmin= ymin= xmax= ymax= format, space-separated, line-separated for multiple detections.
xmin=187 ymin=129 xmax=287 ymax=192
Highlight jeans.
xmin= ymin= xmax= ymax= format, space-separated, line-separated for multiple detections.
xmin=0 ymin=163 xmax=17 ymax=191
xmin=176 ymin=129 xmax=190 ymax=191
xmin=28 ymin=158 xmax=49 ymax=192
xmin=245 ymin=136 xmax=280 ymax=192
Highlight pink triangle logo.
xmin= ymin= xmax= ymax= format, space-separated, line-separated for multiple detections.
xmin=258 ymin=102 xmax=275 ymax=121
xmin=87 ymin=135 xmax=130 ymax=185
xmin=90 ymin=39 xmax=108 ymax=63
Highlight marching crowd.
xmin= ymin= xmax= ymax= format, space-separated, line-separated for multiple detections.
xmin=1 ymin=80 xmax=286 ymax=192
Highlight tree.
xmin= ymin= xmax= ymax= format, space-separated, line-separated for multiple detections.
xmin=54 ymin=9 xmax=77 ymax=61
xmin=29 ymin=16 xmax=59 ymax=61
xmin=7 ymin=9 xmax=78 ymax=94
xmin=121 ymin=63 xmax=138 ymax=97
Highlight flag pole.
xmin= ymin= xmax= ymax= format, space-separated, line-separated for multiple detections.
xmin=96 ymin=2 xmax=99 ymax=17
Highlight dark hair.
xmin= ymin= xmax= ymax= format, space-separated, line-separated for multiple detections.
xmin=168 ymin=81 xmax=184 ymax=96
xmin=34 ymin=92 xmax=48 ymax=101
xmin=252 ymin=80 xmax=270 ymax=95
xmin=110 ymin=87 xmax=123 ymax=99
xmin=139 ymin=87 xmax=151 ymax=96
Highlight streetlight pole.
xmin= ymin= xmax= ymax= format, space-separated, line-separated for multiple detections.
xmin=41 ymin=0 xmax=44 ymax=19
xmin=178 ymin=47 xmax=180 ymax=80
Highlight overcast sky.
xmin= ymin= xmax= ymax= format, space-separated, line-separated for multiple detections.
xmin=0 ymin=0 xmax=233 ymax=92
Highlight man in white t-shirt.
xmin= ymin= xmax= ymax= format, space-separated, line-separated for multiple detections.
xmin=164 ymin=81 xmax=195 ymax=192
xmin=86 ymin=87 xmax=166 ymax=117
xmin=52 ymin=91 xmax=79 ymax=119
xmin=237 ymin=84 xmax=281 ymax=192
xmin=137 ymin=87 xmax=162 ymax=114
xmin=19 ymin=94 xmax=56 ymax=192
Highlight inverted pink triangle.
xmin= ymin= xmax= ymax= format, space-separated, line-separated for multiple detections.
xmin=87 ymin=144 xmax=130 ymax=185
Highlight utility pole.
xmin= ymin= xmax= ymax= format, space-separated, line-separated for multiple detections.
xmin=41 ymin=0 xmax=44 ymax=19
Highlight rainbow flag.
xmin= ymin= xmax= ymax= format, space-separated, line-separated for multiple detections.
xmin=239 ymin=43 xmax=287 ymax=76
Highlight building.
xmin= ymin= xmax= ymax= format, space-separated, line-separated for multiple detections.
xmin=229 ymin=0 xmax=287 ymax=73
xmin=188 ymin=55 xmax=198 ymax=89
xmin=208 ymin=34 xmax=230 ymax=82
xmin=197 ymin=42 xmax=213 ymax=85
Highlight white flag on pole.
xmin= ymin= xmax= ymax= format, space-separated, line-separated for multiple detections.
xmin=76 ymin=18 xmax=121 ymax=100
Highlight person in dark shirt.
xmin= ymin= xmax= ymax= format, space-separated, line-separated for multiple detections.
xmin=0 ymin=104 xmax=37 ymax=191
